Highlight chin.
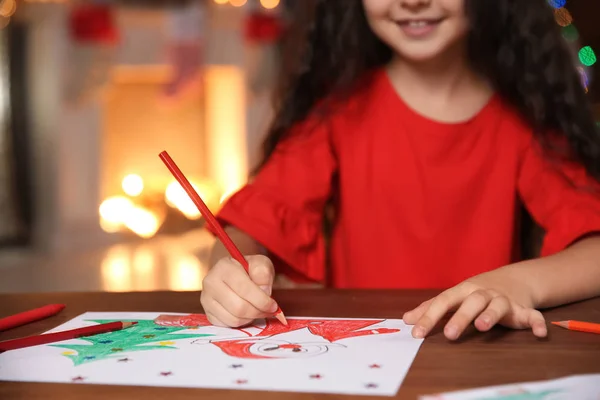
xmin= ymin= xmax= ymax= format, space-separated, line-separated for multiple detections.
xmin=391 ymin=43 xmax=452 ymax=64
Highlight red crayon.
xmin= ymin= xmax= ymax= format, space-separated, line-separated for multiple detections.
xmin=0 ymin=304 xmax=66 ymax=332
xmin=0 ymin=321 xmax=137 ymax=353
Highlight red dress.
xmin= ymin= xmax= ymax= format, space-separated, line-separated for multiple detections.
xmin=212 ymin=69 xmax=600 ymax=289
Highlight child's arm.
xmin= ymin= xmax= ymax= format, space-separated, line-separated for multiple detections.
xmin=519 ymin=234 xmax=600 ymax=308
xmin=200 ymin=117 xmax=337 ymax=327
xmin=403 ymin=235 xmax=600 ymax=341
xmin=405 ymin=131 xmax=600 ymax=341
xmin=208 ymin=226 xmax=264 ymax=267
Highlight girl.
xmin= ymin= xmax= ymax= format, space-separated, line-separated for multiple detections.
xmin=201 ymin=0 xmax=600 ymax=341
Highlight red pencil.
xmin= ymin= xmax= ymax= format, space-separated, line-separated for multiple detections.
xmin=159 ymin=150 xmax=288 ymax=326
xmin=0 ymin=304 xmax=66 ymax=332
xmin=0 ymin=321 xmax=137 ymax=353
xmin=552 ymin=320 xmax=600 ymax=335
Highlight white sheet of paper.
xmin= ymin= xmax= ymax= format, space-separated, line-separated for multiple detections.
xmin=0 ymin=312 xmax=424 ymax=396
xmin=420 ymin=374 xmax=600 ymax=400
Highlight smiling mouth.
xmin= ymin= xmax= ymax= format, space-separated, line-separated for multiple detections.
xmin=396 ymin=18 xmax=445 ymax=27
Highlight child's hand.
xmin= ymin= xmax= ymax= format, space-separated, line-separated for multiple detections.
xmin=402 ymin=275 xmax=548 ymax=340
xmin=200 ymin=254 xmax=279 ymax=328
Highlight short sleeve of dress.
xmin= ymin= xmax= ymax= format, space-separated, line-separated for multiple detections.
xmin=517 ymin=135 xmax=600 ymax=256
xmin=210 ymin=118 xmax=337 ymax=283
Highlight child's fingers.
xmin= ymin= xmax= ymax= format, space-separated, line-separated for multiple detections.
xmin=411 ymin=288 xmax=464 ymax=338
xmin=206 ymin=296 xmax=254 ymax=328
xmin=402 ymin=299 xmax=433 ymax=324
xmin=247 ymin=255 xmax=275 ymax=295
xmin=473 ymin=295 xmax=511 ymax=332
xmin=443 ymin=290 xmax=494 ymax=340
xmin=205 ymin=311 xmax=229 ymax=328
xmin=222 ymin=263 xmax=279 ymax=315
xmin=506 ymin=307 xmax=547 ymax=337
xmin=526 ymin=309 xmax=547 ymax=337
xmin=214 ymin=279 xmax=273 ymax=321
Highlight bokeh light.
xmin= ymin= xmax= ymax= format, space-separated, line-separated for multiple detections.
xmin=577 ymin=66 xmax=589 ymax=93
xmin=551 ymin=1 xmax=596 ymax=92
xmin=260 ymin=0 xmax=280 ymax=9
xmin=579 ymin=46 xmax=597 ymax=67
xmin=561 ymin=24 xmax=578 ymax=42
xmin=553 ymin=8 xmax=573 ymax=27
xmin=547 ymin=0 xmax=567 ymax=8
xmin=123 ymin=207 xmax=160 ymax=239
xmin=99 ymin=196 xmax=134 ymax=227
xmin=0 ymin=0 xmax=16 ymax=18
xmin=121 ymin=174 xmax=144 ymax=197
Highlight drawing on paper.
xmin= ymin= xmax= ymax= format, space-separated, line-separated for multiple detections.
xmin=0 ymin=312 xmax=424 ymax=397
xmin=50 ymin=319 xmax=213 ymax=366
xmin=155 ymin=314 xmax=401 ymax=360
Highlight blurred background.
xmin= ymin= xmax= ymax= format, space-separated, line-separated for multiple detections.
xmin=0 ymin=0 xmax=597 ymax=294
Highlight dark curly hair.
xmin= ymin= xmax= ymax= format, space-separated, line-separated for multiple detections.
xmin=257 ymin=0 xmax=600 ymax=184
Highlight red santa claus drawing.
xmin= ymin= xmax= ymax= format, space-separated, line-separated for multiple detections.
xmin=155 ymin=314 xmax=400 ymax=360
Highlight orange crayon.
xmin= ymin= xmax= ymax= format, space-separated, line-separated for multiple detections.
xmin=551 ymin=320 xmax=600 ymax=335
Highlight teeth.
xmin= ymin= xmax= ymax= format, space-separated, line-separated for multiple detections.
xmin=408 ymin=21 xmax=428 ymax=27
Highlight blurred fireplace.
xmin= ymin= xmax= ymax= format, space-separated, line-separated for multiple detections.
xmin=99 ymin=65 xmax=211 ymax=238
xmin=16 ymin=2 xmax=252 ymax=250
xmin=97 ymin=7 xmax=248 ymax=241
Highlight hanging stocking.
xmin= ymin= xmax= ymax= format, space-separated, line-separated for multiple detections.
xmin=243 ymin=5 xmax=284 ymax=96
xmin=161 ymin=2 xmax=205 ymax=104
xmin=65 ymin=3 xmax=119 ymax=106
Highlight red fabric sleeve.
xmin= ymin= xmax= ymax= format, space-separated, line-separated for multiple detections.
xmin=209 ymin=118 xmax=337 ymax=283
xmin=517 ymin=136 xmax=600 ymax=256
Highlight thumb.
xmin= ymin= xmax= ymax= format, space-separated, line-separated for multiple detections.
xmin=247 ymin=255 xmax=275 ymax=296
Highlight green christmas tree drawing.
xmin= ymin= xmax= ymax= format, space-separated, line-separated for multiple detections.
xmin=50 ymin=319 xmax=213 ymax=366
xmin=474 ymin=389 xmax=563 ymax=400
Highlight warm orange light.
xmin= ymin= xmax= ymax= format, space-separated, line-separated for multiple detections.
xmin=165 ymin=181 xmax=201 ymax=219
xmin=99 ymin=196 xmax=134 ymax=231
xmin=101 ymin=246 xmax=132 ymax=292
xmin=214 ymin=0 xmax=228 ymax=4
xmin=260 ymin=0 xmax=279 ymax=9
xmin=121 ymin=174 xmax=144 ymax=197
xmin=99 ymin=218 xmax=121 ymax=233
xmin=230 ymin=0 xmax=247 ymax=7
xmin=132 ymin=247 xmax=157 ymax=291
xmin=133 ymin=247 xmax=154 ymax=274
xmin=204 ymin=66 xmax=248 ymax=203
xmin=219 ymin=189 xmax=237 ymax=204
xmin=554 ymin=8 xmax=572 ymax=27
xmin=165 ymin=179 xmax=220 ymax=218
xmin=168 ymin=254 xmax=204 ymax=291
xmin=123 ymin=206 xmax=160 ymax=238
xmin=0 ymin=0 xmax=16 ymax=17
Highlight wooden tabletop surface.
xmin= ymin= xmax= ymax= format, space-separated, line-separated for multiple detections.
xmin=0 ymin=289 xmax=599 ymax=399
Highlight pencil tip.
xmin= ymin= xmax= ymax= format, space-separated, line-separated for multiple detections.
xmin=274 ymin=311 xmax=288 ymax=326
xmin=123 ymin=321 xmax=138 ymax=328
xmin=551 ymin=321 xmax=567 ymax=328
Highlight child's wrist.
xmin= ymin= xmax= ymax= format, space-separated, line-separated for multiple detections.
xmin=469 ymin=264 xmax=539 ymax=309
xmin=498 ymin=261 xmax=543 ymax=309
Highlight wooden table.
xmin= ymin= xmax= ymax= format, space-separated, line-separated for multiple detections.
xmin=1 ymin=290 xmax=599 ymax=399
